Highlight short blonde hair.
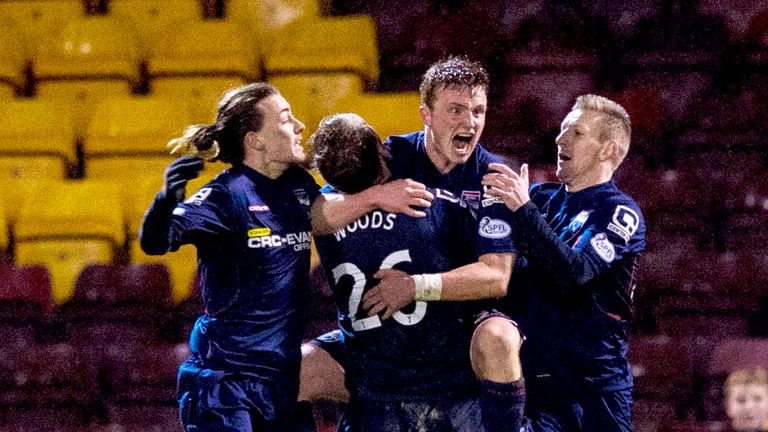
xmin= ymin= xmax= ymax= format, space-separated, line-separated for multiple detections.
xmin=725 ymin=366 xmax=768 ymax=400
xmin=572 ymin=94 xmax=631 ymax=168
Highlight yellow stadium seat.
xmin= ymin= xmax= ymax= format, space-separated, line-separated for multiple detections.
xmin=332 ymin=92 xmax=423 ymax=139
xmin=0 ymin=19 xmax=30 ymax=95
xmin=265 ymin=16 xmax=380 ymax=84
xmin=14 ymin=178 xmax=125 ymax=304
xmin=15 ymin=179 xmax=125 ymax=244
xmin=0 ymin=197 xmax=8 ymax=257
xmin=0 ymin=0 xmax=84 ymax=59
xmin=83 ymin=95 xmax=194 ymax=179
xmin=131 ymin=242 xmax=197 ymax=304
xmin=150 ymin=76 xmax=247 ymax=123
xmin=16 ymin=240 xmax=114 ymax=304
xmin=108 ymin=0 xmax=204 ymax=58
xmin=147 ymin=20 xmax=260 ymax=83
xmin=226 ymin=0 xmax=320 ymax=51
xmin=0 ymin=99 xmax=77 ymax=179
xmin=34 ymin=15 xmax=141 ymax=85
xmin=34 ymin=15 xmax=142 ymax=135
xmin=269 ymin=73 xmax=364 ymax=138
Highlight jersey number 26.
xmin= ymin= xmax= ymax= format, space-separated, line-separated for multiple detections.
xmin=332 ymin=249 xmax=427 ymax=332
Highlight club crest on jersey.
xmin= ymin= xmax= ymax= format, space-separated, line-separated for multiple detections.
xmin=568 ymin=210 xmax=591 ymax=233
xmin=461 ymin=190 xmax=481 ymax=209
xmin=608 ymin=205 xmax=640 ymax=243
xmin=478 ymin=216 xmax=511 ymax=239
xmin=590 ymin=233 xmax=615 ymax=263
xmin=293 ymin=189 xmax=311 ymax=207
xmin=184 ymin=187 xmax=212 ymax=205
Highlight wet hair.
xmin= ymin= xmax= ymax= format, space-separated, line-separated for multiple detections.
xmin=419 ymin=56 xmax=490 ymax=109
xmin=571 ymin=94 xmax=632 ymax=168
xmin=167 ymin=82 xmax=279 ymax=164
xmin=725 ymin=366 xmax=768 ymax=400
xmin=309 ymin=113 xmax=387 ymax=194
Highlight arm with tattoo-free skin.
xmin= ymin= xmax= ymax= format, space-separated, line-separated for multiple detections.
xmin=361 ymin=251 xmax=514 ymax=320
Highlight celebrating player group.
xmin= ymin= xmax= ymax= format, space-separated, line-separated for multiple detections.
xmin=141 ymin=56 xmax=645 ymax=432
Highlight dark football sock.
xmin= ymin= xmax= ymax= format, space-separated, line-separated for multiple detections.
xmin=480 ymin=378 xmax=526 ymax=432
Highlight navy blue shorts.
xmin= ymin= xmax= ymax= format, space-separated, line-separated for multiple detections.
xmin=177 ymin=358 xmax=300 ymax=432
xmin=345 ymin=396 xmax=482 ymax=432
xmin=524 ymin=387 xmax=632 ymax=432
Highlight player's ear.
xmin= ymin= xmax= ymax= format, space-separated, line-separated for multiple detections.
xmin=419 ymin=105 xmax=431 ymax=127
xmin=599 ymin=140 xmax=617 ymax=163
xmin=245 ymin=131 xmax=264 ymax=151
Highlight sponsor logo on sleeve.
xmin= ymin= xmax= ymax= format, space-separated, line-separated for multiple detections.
xmin=172 ymin=207 xmax=185 ymax=216
xmin=607 ymin=205 xmax=640 ymax=243
xmin=248 ymin=204 xmax=270 ymax=213
xmin=568 ymin=210 xmax=591 ymax=233
xmin=478 ymin=216 xmax=511 ymax=239
xmin=590 ymin=233 xmax=615 ymax=263
xmin=184 ymin=187 xmax=212 ymax=205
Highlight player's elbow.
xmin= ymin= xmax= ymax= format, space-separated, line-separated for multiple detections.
xmin=487 ymin=277 xmax=508 ymax=298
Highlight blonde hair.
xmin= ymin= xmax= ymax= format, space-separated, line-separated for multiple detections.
xmin=725 ymin=366 xmax=768 ymax=400
xmin=572 ymin=94 xmax=631 ymax=168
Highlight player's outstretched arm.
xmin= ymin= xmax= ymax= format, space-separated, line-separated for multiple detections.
xmin=311 ymin=178 xmax=434 ymax=235
xmin=139 ymin=156 xmax=204 ymax=255
xmin=362 ymin=252 xmax=514 ymax=320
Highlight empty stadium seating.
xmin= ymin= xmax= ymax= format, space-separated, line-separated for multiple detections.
xmin=82 ymin=95 xmax=193 ymax=180
xmin=0 ymin=0 xmax=85 ymax=60
xmin=265 ymin=16 xmax=380 ymax=85
xmin=226 ymin=0 xmax=321 ymax=52
xmin=34 ymin=15 xmax=143 ymax=136
xmin=0 ymin=20 xmax=29 ymax=97
xmin=0 ymin=341 xmax=101 ymax=429
xmin=57 ymin=264 xmax=174 ymax=346
xmin=97 ymin=342 xmax=189 ymax=428
xmin=108 ymin=0 xmax=204 ymax=58
xmin=147 ymin=19 xmax=260 ymax=87
xmin=0 ymin=99 xmax=77 ymax=180
xmin=269 ymin=73 xmax=364 ymax=137
xmin=14 ymin=179 xmax=125 ymax=303
xmin=0 ymin=264 xmax=53 ymax=343
xmin=331 ymin=91 xmax=423 ymax=139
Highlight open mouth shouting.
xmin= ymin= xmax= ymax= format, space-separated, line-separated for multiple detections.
xmin=452 ymin=133 xmax=474 ymax=154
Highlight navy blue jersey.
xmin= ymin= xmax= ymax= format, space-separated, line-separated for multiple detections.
xmin=143 ymin=164 xmax=319 ymax=382
xmin=314 ymin=187 xmax=479 ymax=402
xmin=509 ymin=180 xmax=646 ymax=396
xmin=385 ymin=132 xmax=516 ymax=257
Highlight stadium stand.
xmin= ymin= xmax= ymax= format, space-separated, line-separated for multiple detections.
xmin=264 ymin=16 xmax=380 ymax=85
xmin=0 ymin=99 xmax=78 ymax=180
xmin=13 ymin=179 xmax=125 ymax=304
xmin=331 ymin=91 xmax=423 ymax=140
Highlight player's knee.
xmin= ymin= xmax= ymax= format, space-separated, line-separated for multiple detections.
xmin=470 ymin=318 xmax=522 ymax=380
xmin=299 ymin=343 xmax=349 ymax=403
